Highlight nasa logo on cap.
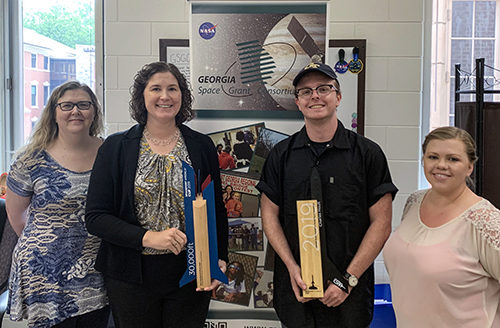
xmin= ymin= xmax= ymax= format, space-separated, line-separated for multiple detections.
xmin=199 ymin=22 xmax=217 ymax=40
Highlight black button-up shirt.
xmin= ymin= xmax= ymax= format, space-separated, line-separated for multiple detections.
xmin=257 ymin=121 xmax=398 ymax=327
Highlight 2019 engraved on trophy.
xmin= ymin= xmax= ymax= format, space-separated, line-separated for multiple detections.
xmin=297 ymin=200 xmax=324 ymax=298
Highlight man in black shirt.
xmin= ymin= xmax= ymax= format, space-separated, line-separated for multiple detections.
xmin=257 ymin=62 xmax=398 ymax=328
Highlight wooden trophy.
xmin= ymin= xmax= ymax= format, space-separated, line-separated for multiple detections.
xmin=297 ymin=200 xmax=324 ymax=298
xmin=192 ymin=194 xmax=211 ymax=288
xmin=180 ymin=161 xmax=228 ymax=289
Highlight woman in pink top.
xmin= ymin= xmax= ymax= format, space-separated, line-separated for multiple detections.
xmin=384 ymin=127 xmax=500 ymax=327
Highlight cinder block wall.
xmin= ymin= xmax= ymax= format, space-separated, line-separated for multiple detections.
xmin=103 ymin=0 xmax=424 ymax=284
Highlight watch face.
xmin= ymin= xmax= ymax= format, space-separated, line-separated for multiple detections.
xmin=348 ymin=275 xmax=358 ymax=287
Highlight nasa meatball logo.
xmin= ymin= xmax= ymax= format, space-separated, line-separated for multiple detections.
xmin=199 ymin=22 xmax=217 ymax=40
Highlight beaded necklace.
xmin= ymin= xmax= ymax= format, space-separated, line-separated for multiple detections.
xmin=144 ymin=127 xmax=180 ymax=146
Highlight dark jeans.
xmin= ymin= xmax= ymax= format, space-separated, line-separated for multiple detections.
xmin=52 ymin=306 xmax=110 ymax=328
xmin=105 ymin=276 xmax=211 ymax=328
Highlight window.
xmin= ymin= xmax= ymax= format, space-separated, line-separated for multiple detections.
xmin=31 ymin=53 xmax=36 ymax=68
xmin=43 ymin=84 xmax=49 ymax=105
xmin=430 ymin=0 xmax=500 ymax=130
xmin=21 ymin=0 xmax=97 ymax=140
xmin=0 ymin=0 xmax=5 ymax=172
xmin=31 ymin=84 xmax=37 ymax=107
xmin=2 ymin=0 xmax=102 ymax=172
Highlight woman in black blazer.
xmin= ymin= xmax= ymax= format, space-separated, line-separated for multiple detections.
xmin=86 ymin=62 xmax=228 ymax=328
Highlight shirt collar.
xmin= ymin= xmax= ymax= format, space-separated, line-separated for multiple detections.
xmin=292 ymin=120 xmax=351 ymax=150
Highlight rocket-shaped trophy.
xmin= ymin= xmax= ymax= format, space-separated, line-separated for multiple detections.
xmin=180 ymin=161 xmax=228 ymax=288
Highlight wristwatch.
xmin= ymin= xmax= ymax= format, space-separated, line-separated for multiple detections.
xmin=344 ymin=272 xmax=358 ymax=287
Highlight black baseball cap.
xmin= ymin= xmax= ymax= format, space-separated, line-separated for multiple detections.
xmin=292 ymin=62 xmax=338 ymax=86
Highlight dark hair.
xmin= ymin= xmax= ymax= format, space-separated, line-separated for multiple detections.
xmin=228 ymin=261 xmax=245 ymax=287
xmin=236 ymin=131 xmax=245 ymax=141
xmin=129 ymin=62 xmax=194 ymax=125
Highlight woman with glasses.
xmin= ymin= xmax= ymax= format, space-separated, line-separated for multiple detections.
xmin=85 ymin=62 xmax=228 ymax=327
xmin=5 ymin=81 xmax=109 ymax=327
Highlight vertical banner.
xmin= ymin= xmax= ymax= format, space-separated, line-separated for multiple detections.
xmin=191 ymin=3 xmax=327 ymax=111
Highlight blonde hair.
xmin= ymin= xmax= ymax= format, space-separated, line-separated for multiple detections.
xmin=422 ymin=126 xmax=477 ymax=164
xmin=0 ymin=173 xmax=7 ymax=196
xmin=17 ymin=81 xmax=103 ymax=161
xmin=422 ymin=126 xmax=477 ymax=188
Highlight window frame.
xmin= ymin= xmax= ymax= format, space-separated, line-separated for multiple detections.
xmin=1 ymin=0 xmax=24 ymax=173
xmin=43 ymin=83 xmax=49 ymax=105
xmin=31 ymin=52 xmax=36 ymax=68
xmin=430 ymin=0 xmax=500 ymax=130
xmin=30 ymin=82 xmax=37 ymax=107
xmin=0 ymin=0 xmax=6 ymax=173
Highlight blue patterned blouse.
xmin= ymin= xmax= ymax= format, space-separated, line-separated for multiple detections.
xmin=6 ymin=150 xmax=108 ymax=328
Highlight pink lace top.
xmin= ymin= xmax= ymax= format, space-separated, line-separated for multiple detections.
xmin=383 ymin=189 xmax=500 ymax=327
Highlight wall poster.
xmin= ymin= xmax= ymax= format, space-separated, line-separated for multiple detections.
xmin=191 ymin=2 xmax=327 ymax=111
xmin=159 ymin=38 xmax=366 ymax=133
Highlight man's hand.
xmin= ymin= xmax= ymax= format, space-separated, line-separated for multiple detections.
xmin=287 ymin=263 xmax=311 ymax=303
xmin=319 ymin=280 xmax=351 ymax=307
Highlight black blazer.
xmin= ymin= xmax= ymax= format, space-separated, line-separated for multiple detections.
xmin=0 ymin=199 xmax=6 ymax=241
xmin=85 ymin=124 xmax=228 ymax=284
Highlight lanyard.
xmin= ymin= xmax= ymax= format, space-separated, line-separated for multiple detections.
xmin=310 ymin=166 xmax=348 ymax=293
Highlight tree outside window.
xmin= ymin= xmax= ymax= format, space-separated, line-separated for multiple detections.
xmin=22 ymin=0 xmax=95 ymax=141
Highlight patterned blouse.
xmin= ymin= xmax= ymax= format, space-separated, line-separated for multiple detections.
xmin=135 ymin=134 xmax=191 ymax=255
xmin=7 ymin=150 xmax=107 ymax=328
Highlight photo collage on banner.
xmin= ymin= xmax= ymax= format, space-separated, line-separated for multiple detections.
xmin=207 ymin=123 xmax=285 ymax=309
xmin=212 ymin=252 xmax=258 ymax=307
xmin=253 ymin=268 xmax=274 ymax=308
xmin=186 ymin=1 xmax=328 ymax=325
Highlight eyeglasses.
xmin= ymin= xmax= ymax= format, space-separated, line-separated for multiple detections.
xmin=228 ymin=264 xmax=241 ymax=271
xmin=295 ymin=84 xmax=337 ymax=98
xmin=57 ymin=101 xmax=93 ymax=111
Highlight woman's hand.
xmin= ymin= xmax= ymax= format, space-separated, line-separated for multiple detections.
xmin=142 ymin=228 xmax=187 ymax=254
xmin=196 ymin=259 xmax=227 ymax=292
